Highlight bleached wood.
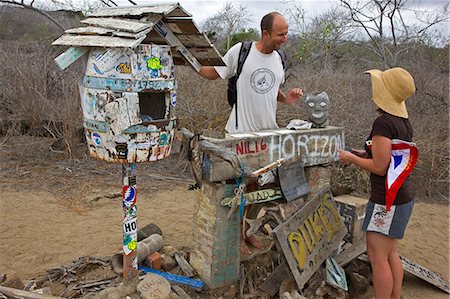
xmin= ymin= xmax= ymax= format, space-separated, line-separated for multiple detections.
xmin=81 ymin=17 xmax=150 ymax=33
xmin=65 ymin=26 xmax=151 ymax=39
xmin=52 ymin=34 xmax=145 ymax=48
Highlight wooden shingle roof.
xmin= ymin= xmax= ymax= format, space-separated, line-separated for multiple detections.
xmin=52 ymin=3 xmax=224 ymax=70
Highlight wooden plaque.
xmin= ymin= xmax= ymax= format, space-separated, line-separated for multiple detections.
xmin=272 ymin=188 xmax=347 ymax=290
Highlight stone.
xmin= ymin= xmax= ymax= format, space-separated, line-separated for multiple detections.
xmin=137 ymin=273 xmax=171 ymax=299
xmin=161 ymin=254 xmax=177 ymax=272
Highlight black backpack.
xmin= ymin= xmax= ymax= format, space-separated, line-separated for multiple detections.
xmin=227 ymin=41 xmax=287 ymax=129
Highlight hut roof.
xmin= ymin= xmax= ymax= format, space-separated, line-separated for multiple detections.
xmin=52 ymin=3 xmax=224 ymax=70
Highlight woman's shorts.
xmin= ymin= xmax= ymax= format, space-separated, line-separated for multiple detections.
xmin=362 ymin=199 xmax=415 ymax=239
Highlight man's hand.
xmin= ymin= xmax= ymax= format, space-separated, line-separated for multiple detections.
xmin=280 ymin=88 xmax=303 ymax=105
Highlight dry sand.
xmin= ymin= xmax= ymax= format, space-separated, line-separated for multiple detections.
xmin=0 ymin=137 xmax=449 ymax=298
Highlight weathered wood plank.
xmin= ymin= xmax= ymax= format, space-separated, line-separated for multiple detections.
xmin=220 ymin=188 xmax=282 ymax=207
xmin=52 ymin=34 xmax=145 ymax=48
xmin=65 ymin=26 xmax=151 ymax=39
xmin=86 ymin=4 xmax=191 ymax=18
xmin=165 ymin=18 xmax=201 ymax=34
xmin=400 ymin=255 xmax=450 ymax=294
xmin=334 ymin=195 xmax=368 ymax=244
xmin=153 ymin=20 xmax=202 ymax=71
xmin=258 ymin=262 xmax=290 ymax=297
xmin=358 ymin=254 xmax=450 ymax=294
xmin=54 ymin=47 xmax=88 ymax=70
xmin=0 ymin=285 xmax=63 ymax=299
xmin=272 ymin=188 xmax=347 ymax=290
xmin=202 ymin=127 xmax=345 ymax=182
xmin=81 ymin=17 xmax=151 ymax=33
xmin=335 ymin=238 xmax=366 ymax=267
xmin=174 ymin=253 xmax=195 ymax=278
xmin=175 ymin=34 xmax=211 ymax=47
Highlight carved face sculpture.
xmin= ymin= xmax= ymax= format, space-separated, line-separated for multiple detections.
xmin=304 ymin=92 xmax=330 ymax=128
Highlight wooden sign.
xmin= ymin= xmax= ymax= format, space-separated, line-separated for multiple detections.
xmin=400 ymin=255 xmax=450 ymax=294
xmin=54 ymin=46 xmax=88 ymax=70
xmin=272 ymin=188 xmax=347 ymax=290
xmin=202 ymin=127 xmax=345 ymax=182
xmin=277 ymin=159 xmax=310 ymax=202
xmin=220 ymin=188 xmax=282 ymax=207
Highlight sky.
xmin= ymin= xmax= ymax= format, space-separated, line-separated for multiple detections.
xmin=111 ymin=0 xmax=449 ymax=37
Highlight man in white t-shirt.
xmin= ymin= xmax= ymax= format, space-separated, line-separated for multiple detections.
xmin=199 ymin=12 xmax=303 ymax=255
xmin=199 ymin=12 xmax=303 ymax=133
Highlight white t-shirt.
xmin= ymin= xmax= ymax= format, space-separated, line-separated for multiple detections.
xmin=215 ymin=42 xmax=285 ymax=133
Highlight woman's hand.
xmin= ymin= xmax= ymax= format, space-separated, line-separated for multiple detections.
xmin=351 ymin=149 xmax=368 ymax=158
xmin=337 ymin=149 xmax=354 ymax=165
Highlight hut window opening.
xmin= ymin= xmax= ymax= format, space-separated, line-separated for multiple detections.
xmin=139 ymin=92 xmax=167 ymax=122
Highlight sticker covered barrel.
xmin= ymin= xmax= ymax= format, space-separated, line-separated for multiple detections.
xmin=80 ymin=44 xmax=177 ymax=163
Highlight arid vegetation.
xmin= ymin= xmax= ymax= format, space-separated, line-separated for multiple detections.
xmin=0 ymin=1 xmax=448 ymax=199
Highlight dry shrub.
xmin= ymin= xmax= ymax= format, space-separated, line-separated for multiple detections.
xmin=0 ymin=41 xmax=83 ymax=153
xmin=175 ymin=65 xmax=231 ymax=132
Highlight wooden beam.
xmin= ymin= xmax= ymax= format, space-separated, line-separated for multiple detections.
xmin=0 ymin=286 xmax=63 ymax=299
xmin=153 ymin=20 xmax=202 ymax=71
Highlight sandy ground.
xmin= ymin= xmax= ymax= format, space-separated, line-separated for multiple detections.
xmin=0 ymin=136 xmax=449 ymax=298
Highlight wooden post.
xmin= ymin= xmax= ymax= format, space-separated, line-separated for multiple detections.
xmin=122 ymin=163 xmax=138 ymax=280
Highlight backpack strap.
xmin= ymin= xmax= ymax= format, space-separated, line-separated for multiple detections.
xmin=234 ymin=41 xmax=252 ymax=130
xmin=275 ymin=49 xmax=287 ymax=70
xmin=236 ymin=41 xmax=252 ymax=79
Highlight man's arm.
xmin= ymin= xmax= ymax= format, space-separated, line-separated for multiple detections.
xmin=199 ymin=66 xmax=220 ymax=80
xmin=277 ymin=88 xmax=303 ymax=105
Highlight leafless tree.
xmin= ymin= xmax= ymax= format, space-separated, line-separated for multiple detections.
xmin=201 ymin=1 xmax=253 ymax=52
xmin=284 ymin=2 xmax=354 ymax=69
xmin=339 ymin=0 xmax=449 ymax=68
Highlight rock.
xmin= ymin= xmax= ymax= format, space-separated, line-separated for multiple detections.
xmin=3 ymin=273 xmax=25 ymax=290
xmin=348 ymin=272 xmax=369 ymax=296
xmin=161 ymin=254 xmax=178 ymax=272
xmin=137 ymin=273 xmax=171 ymax=299
xmin=161 ymin=246 xmax=176 ymax=256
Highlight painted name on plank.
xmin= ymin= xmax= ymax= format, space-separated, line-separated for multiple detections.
xmin=231 ymin=133 xmax=343 ymax=162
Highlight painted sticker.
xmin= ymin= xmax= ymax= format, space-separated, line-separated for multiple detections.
xmin=159 ymin=132 xmax=168 ymax=146
xmin=116 ymin=62 xmax=131 ymax=74
xmin=171 ymin=92 xmax=177 ymax=106
xmin=122 ymin=185 xmax=137 ymax=208
xmin=123 ymin=217 xmax=137 ymax=235
xmin=147 ymin=57 xmax=163 ymax=70
xmin=91 ymin=132 xmax=102 ymax=146
xmin=123 ymin=233 xmax=137 ymax=254
xmin=115 ymin=143 xmax=128 ymax=159
xmin=124 ymin=205 xmax=137 ymax=221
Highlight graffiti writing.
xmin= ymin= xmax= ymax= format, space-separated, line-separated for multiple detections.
xmin=287 ymin=192 xmax=343 ymax=270
xmin=269 ymin=134 xmax=343 ymax=161
xmin=235 ymin=140 xmax=267 ymax=155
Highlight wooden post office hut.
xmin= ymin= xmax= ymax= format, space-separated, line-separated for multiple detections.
xmin=52 ymin=3 xmax=223 ymax=163
xmin=52 ymin=3 xmax=223 ymax=280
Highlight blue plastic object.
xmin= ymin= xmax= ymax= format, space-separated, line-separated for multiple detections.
xmin=138 ymin=266 xmax=205 ymax=290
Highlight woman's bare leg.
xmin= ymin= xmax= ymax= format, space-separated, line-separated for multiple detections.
xmin=366 ymin=232 xmax=396 ymax=299
xmin=388 ymin=242 xmax=403 ymax=299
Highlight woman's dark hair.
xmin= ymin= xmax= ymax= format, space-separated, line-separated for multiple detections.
xmin=260 ymin=12 xmax=282 ymax=33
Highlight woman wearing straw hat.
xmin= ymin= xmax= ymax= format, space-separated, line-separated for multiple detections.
xmin=338 ymin=67 xmax=418 ymax=299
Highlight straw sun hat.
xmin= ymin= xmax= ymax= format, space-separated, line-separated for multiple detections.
xmin=364 ymin=67 xmax=416 ymax=118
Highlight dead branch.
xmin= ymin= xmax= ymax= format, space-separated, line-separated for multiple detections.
xmin=0 ymin=0 xmax=65 ymax=31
